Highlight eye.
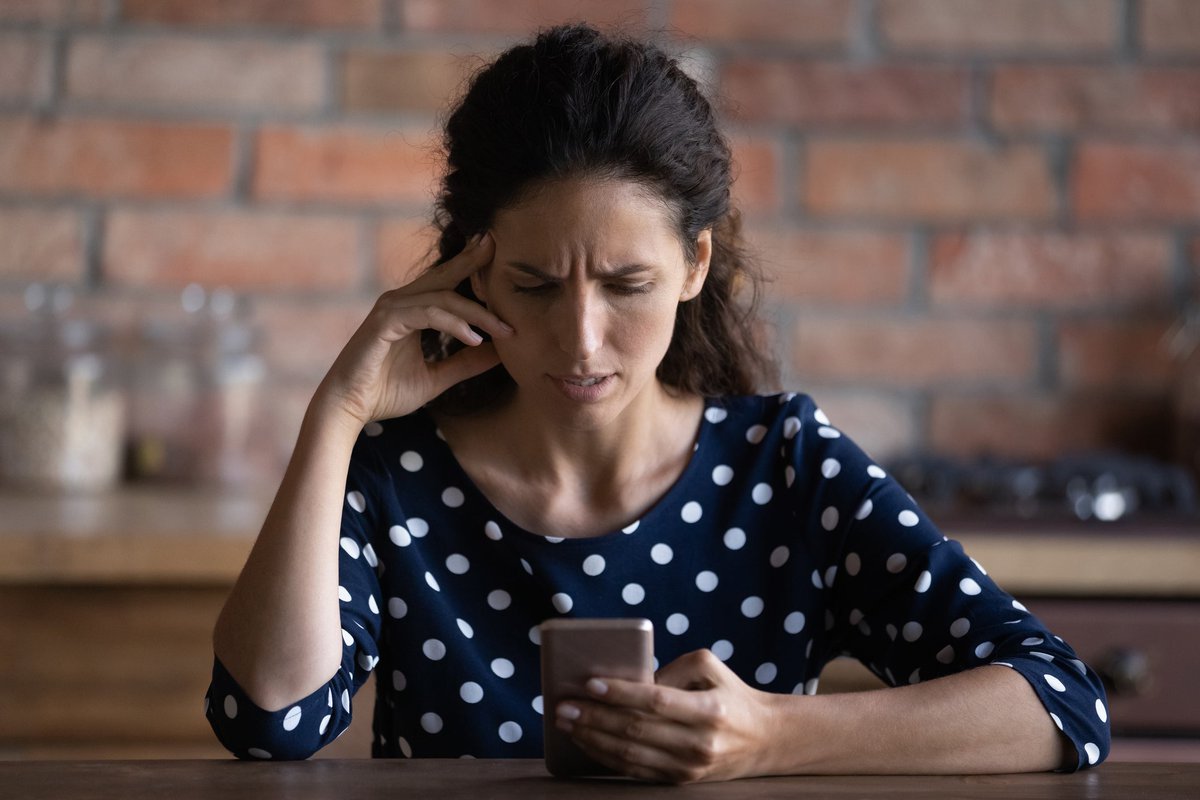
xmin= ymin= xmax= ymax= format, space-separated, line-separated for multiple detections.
xmin=609 ymin=283 xmax=653 ymax=296
xmin=512 ymin=283 xmax=555 ymax=295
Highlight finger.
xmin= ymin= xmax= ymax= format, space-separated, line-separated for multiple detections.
xmin=426 ymin=342 xmax=501 ymax=396
xmin=581 ymin=676 xmax=720 ymax=727
xmin=654 ymin=649 xmax=727 ymax=691
xmin=373 ymin=304 xmax=486 ymax=349
xmin=391 ymin=289 xmax=513 ymax=340
xmin=411 ymin=231 xmax=495 ymax=291
xmin=565 ymin=723 xmax=692 ymax=785
xmin=559 ymin=696 xmax=704 ymax=757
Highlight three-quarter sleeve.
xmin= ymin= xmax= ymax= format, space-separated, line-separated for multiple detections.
xmin=204 ymin=432 xmax=388 ymax=760
xmin=791 ymin=398 xmax=1111 ymax=771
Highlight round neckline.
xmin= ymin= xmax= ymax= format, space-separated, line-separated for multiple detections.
xmin=418 ymin=397 xmax=718 ymax=547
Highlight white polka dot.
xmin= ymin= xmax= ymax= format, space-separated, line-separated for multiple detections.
xmin=936 ymin=646 xmax=954 ymax=664
xmin=1071 ymin=659 xmax=1088 ymax=675
xmin=950 ymin=618 xmax=970 ymax=638
xmin=346 ymin=491 xmax=365 ymax=513
xmin=712 ymin=640 xmax=734 ymax=660
xmin=770 ymin=545 xmax=790 ymax=567
xmin=1022 ymin=637 xmax=1044 ymax=646
xmin=804 ymin=678 xmax=819 ymax=695
xmin=785 ymin=465 xmax=796 ymax=487
xmin=820 ymin=506 xmax=839 ymax=531
xmin=1045 ymin=674 xmax=1066 ymax=692
xmin=532 ymin=696 xmax=544 ymax=715
xmin=902 ymin=622 xmax=923 ymax=642
xmin=362 ymin=543 xmax=377 ymax=568
xmin=456 ymin=618 xmax=474 ymax=638
xmin=959 ymin=578 xmax=982 ymax=595
xmin=784 ymin=611 xmax=806 ymax=634
xmin=363 ymin=422 xmax=383 ymax=436
xmin=552 ymin=593 xmax=573 ymax=613
xmin=855 ymin=499 xmax=873 ymax=520
xmin=886 ymin=553 xmax=907 ymax=573
xmin=460 ymin=682 xmax=483 ymax=704
xmin=845 ymin=552 xmax=861 ymax=576
xmin=484 ymin=521 xmax=503 ymax=541
xmin=898 ymin=510 xmax=919 ymax=527
xmin=223 ymin=695 xmax=237 ymax=719
xmin=886 ymin=624 xmax=898 ymax=640
xmin=681 ymin=501 xmax=703 ymax=523
xmin=529 ymin=626 xmax=541 ymax=645
xmin=421 ymin=713 xmax=443 ymax=734
xmin=824 ymin=565 xmax=838 ymax=587
xmin=755 ymin=663 xmax=777 ymax=684
xmin=400 ymin=451 xmax=424 ymax=472
xmin=248 ymin=748 xmax=272 ymax=759
xmin=974 ymin=641 xmax=994 ymax=658
xmin=971 ymin=557 xmax=988 ymax=575
xmin=442 ymin=487 xmax=464 ymax=508
xmin=319 ymin=714 xmax=331 ymax=735
xmin=915 ymin=570 xmax=932 ymax=593
xmin=622 ymin=520 xmax=640 ymax=534
xmin=867 ymin=465 xmax=887 ymax=479
xmin=746 ymin=424 xmax=767 ymax=444
xmin=393 ymin=671 xmax=406 ymax=691
xmin=705 ymin=407 xmax=728 ymax=423
xmin=712 ymin=465 xmax=734 ymax=485
xmin=783 ymin=416 xmax=801 ymax=439
xmin=491 ymin=658 xmax=515 ymax=679
xmin=666 ymin=613 xmax=689 ymax=635
xmin=388 ymin=597 xmax=408 ymax=619
xmin=821 ymin=458 xmax=841 ymax=479
xmin=622 ymin=583 xmax=645 ymax=605
xmin=1031 ymin=651 xmax=1054 ymax=662
xmin=1084 ymin=743 xmax=1100 ymax=765
xmin=811 ymin=568 xmax=824 ymax=589
xmin=817 ymin=426 xmax=841 ymax=439
xmin=1012 ymin=599 xmax=1028 ymax=612
xmin=425 ymin=571 xmax=440 ymax=591
xmin=341 ymin=628 xmax=354 ymax=647
xmin=340 ymin=537 xmax=361 ymax=559
xmin=499 ymin=721 xmax=522 ymax=743
xmin=695 ymin=570 xmax=719 ymax=592
xmin=398 ymin=737 xmax=412 ymax=758
xmin=723 ymin=528 xmax=746 ymax=550
xmin=741 ymin=596 xmax=764 ymax=618
xmin=488 ymin=590 xmax=511 ymax=610
xmin=546 ymin=536 xmax=565 ymax=544
xmin=752 ymin=483 xmax=773 ymax=504
xmin=408 ymin=518 xmax=429 ymax=538
xmin=446 ymin=554 xmax=470 ymax=575
xmin=341 ymin=689 xmax=350 ymax=713
xmin=1051 ymin=712 xmax=1063 ymax=731
xmin=338 ymin=585 xmax=352 ymax=602
xmin=388 ymin=525 xmax=411 ymax=547
xmin=651 ymin=543 xmax=674 ymax=564
xmin=521 ymin=558 xmax=533 ymax=575
xmin=814 ymin=408 xmax=831 ymax=425
xmin=423 ymin=639 xmax=446 ymax=660
xmin=582 ymin=554 xmax=606 ymax=576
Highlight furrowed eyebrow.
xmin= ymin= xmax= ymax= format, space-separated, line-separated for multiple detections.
xmin=505 ymin=261 xmax=654 ymax=280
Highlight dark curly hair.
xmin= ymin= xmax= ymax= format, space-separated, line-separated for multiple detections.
xmin=420 ymin=23 xmax=777 ymax=413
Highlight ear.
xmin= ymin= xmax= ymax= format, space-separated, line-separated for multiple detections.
xmin=680 ymin=229 xmax=712 ymax=302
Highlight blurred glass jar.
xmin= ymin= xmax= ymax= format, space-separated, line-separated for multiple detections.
xmin=0 ymin=287 xmax=126 ymax=491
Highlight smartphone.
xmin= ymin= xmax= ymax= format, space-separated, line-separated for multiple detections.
xmin=539 ymin=617 xmax=655 ymax=778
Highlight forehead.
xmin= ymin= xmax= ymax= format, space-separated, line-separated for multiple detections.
xmin=491 ymin=177 xmax=683 ymax=263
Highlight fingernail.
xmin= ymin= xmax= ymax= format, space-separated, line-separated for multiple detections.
xmin=557 ymin=703 xmax=581 ymax=721
xmin=497 ymin=321 xmax=515 ymax=335
xmin=556 ymin=718 xmax=574 ymax=733
xmin=585 ymin=679 xmax=608 ymax=696
xmin=466 ymin=330 xmax=483 ymax=345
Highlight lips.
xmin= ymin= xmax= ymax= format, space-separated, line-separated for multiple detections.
xmin=549 ymin=373 xmax=615 ymax=402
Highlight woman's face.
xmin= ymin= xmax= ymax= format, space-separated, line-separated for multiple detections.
xmin=472 ymin=177 xmax=710 ymax=429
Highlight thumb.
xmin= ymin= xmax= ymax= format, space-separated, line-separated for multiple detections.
xmin=654 ymin=649 xmax=726 ymax=692
xmin=426 ymin=342 xmax=502 ymax=396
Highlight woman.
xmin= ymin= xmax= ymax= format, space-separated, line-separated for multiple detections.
xmin=207 ymin=24 xmax=1110 ymax=781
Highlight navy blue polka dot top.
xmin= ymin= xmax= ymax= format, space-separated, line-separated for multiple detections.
xmin=206 ymin=392 xmax=1111 ymax=770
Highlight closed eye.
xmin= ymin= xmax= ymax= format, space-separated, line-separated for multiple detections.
xmin=609 ymin=283 xmax=652 ymax=295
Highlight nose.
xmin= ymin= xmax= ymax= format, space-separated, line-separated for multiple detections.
xmin=555 ymin=286 xmax=603 ymax=361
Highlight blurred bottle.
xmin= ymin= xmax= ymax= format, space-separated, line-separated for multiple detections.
xmin=0 ymin=284 xmax=126 ymax=491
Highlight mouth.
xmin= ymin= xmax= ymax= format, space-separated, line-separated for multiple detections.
xmin=559 ymin=375 xmax=608 ymax=387
xmin=549 ymin=373 xmax=616 ymax=402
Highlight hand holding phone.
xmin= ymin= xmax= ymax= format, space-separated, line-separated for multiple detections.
xmin=539 ymin=618 xmax=654 ymax=777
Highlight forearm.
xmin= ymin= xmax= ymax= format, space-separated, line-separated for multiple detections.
xmin=764 ymin=665 xmax=1070 ymax=775
xmin=212 ymin=398 xmax=362 ymax=712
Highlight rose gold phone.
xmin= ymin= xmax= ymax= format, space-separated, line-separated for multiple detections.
xmin=539 ymin=617 xmax=655 ymax=778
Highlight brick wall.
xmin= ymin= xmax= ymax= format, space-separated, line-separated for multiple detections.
xmin=1 ymin=0 xmax=1198 ymax=473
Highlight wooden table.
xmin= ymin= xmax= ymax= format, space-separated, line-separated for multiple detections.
xmin=1 ymin=759 xmax=1196 ymax=799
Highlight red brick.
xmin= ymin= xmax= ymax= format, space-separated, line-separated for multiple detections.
xmin=376 ymin=217 xmax=441 ymax=289
xmin=342 ymin=49 xmax=482 ymax=114
xmin=805 ymin=139 xmax=1056 ymax=221
xmin=0 ymin=117 xmax=232 ymax=198
xmin=0 ymin=207 xmax=83 ymax=283
xmin=1073 ymin=142 xmax=1200 ymax=222
xmin=1139 ymin=0 xmax=1200 ymax=54
xmin=990 ymin=65 xmax=1200 ymax=134
xmin=790 ymin=316 xmax=1038 ymax=386
xmin=930 ymin=232 xmax=1173 ymax=309
xmin=790 ymin=389 xmax=917 ymax=460
xmin=0 ymin=35 xmax=49 ymax=103
xmin=66 ymin=36 xmax=324 ymax=113
xmin=668 ymin=0 xmax=851 ymax=46
xmin=252 ymin=126 xmax=439 ymax=205
xmin=721 ymin=60 xmax=967 ymax=127
xmin=879 ymin=0 xmax=1117 ymax=53
xmin=256 ymin=296 xmax=374 ymax=381
xmin=120 ymin=0 xmax=382 ymax=29
xmin=0 ymin=0 xmax=106 ymax=24
xmin=400 ymin=0 xmax=650 ymax=34
xmin=103 ymin=209 xmax=361 ymax=291
xmin=930 ymin=392 xmax=1172 ymax=460
xmin=1059 ymin=318 xmax=1177 ymax=391
xmin=729 ymin=134 xmax=780 ymax=214
xmin=749 ymin=227 xmax=908 ymax=306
